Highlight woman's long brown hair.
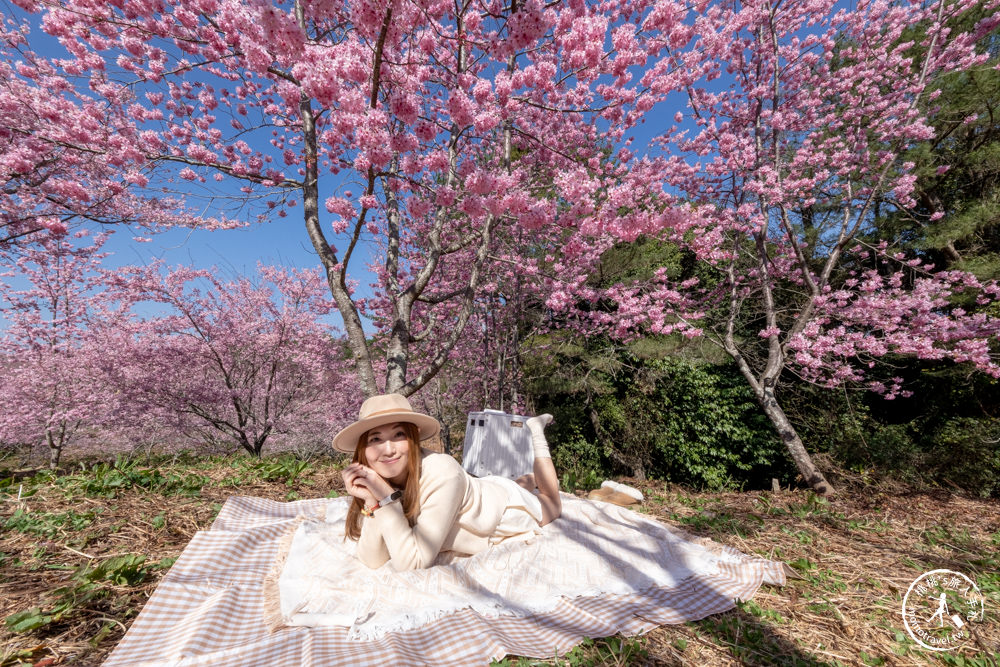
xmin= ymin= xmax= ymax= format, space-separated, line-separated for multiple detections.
xmin=345 ymin=421 xmax=423 ymax=541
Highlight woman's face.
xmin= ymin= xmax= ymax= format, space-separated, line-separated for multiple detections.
xmin=364 ymin=422 xmax=410 ymax=486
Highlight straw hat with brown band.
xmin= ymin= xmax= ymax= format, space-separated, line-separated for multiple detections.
xmin=331 ymin=393 xmax=441 ymax=454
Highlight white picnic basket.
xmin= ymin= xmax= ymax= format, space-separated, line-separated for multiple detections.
xmin=460 ymin=409 xmax=533 ymax=479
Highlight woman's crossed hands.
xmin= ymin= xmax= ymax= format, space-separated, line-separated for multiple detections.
xmin=342 ymin=463 xmax=393 ymax=506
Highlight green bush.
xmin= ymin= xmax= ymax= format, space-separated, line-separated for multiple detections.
xmin=925 ymin=418 xmax=1000 ymax=497
xmin=602 ymin=358 xmax=790 ymax=490
xmin=536 ymin=350 xmax=792 ymax=491
xmin=551 ymin=422 xmax=604 ymax=488
xmin=786 ymin=369 xmax=1000 ymax=498
xmin=530 ymin=327 xmax=1000 ymax=495
xmin=55 ymin=455 xmax=208 ymax=498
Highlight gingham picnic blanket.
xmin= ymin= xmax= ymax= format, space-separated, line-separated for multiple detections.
xmin=104 ymin=495 xmax=786 ymax=667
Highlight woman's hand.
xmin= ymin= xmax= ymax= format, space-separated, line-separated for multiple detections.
xmin=342 ymin=463 xmax=377 ymax=505
xmin=342 ymin=463 xmax=394 ymax=505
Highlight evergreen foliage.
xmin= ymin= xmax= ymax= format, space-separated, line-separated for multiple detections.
xmin=526 ymin=336 xmax=791 ymax=491
xmin=882 ymin=7 xmax=1000 ymax=280
xmin=786 ymin=365 xmax=1000 ymax=498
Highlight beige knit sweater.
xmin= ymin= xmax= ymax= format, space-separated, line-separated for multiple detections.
xmin=356 ymin=451 xmax=516 ymax=570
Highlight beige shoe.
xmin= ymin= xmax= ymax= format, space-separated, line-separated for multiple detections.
xmin=602 ymin=480 xmax=643 ymax=501
xmin=588 ymin=485 xmax=640 ymax=506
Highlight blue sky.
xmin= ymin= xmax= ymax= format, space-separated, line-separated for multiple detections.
xmin=102 ymin=217 xmax=335 ymax=281
xmin=100 ymin=216 xmax=360 ymax=331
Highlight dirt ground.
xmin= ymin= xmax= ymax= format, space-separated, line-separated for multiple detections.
xmin=1 ymin=455 xmax=998 ymax=666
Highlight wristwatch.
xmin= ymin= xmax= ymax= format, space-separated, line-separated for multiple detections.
xmin=361 ymin=490 xmax=403 ymax=517
xmin=377 ymin=490 xmax=403 ymax=507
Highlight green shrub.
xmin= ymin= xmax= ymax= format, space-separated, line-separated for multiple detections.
xmin=536 ymin=350 xmax=791 ymax=490
xmin=787 ymin=372 xmax=1000 ymax=498
xmin=56 ymin=455 xmax=208 ymax=498
xmin=927 ymin=418 xmax=1000 ymax=498
xmin=4 ymin=554 xmax=173 ymax=634
xmin=552 ymin=423 xmax=604 ymax=490
xmin=605 ymin=358 xmax=790 ymax=490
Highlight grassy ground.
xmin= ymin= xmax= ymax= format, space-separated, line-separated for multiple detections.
xmin=1 ymin=453 xmax=998 ymax=667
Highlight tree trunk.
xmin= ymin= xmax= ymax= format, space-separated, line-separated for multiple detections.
xmin=440 ymin=422 xmax=451 ymax=455
xmin=252 ymin=429 xmax=270 ymax=458
xmin=588 ymin=406 xmax=647 ymax=481
xmin=298 ymin=101 xmax=378 ymax=398
xmin=432 ymin=380 xmax=452 ymax=454
xmin=724 ymin=331 xmax=835 ymax=495
xmin=47 ymin=442 xmax=61 ymax=470
xmin=757 ymin=388 xmax=834 ymax=496
xmin=294 ymin=0 xmax=380 ymax=398
xmin=46 ymin=429 xmax=62 ymax=470
xmin=722 ymin=247 xmax=836 ymax=496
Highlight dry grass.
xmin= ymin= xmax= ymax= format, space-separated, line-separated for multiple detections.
xmin=1 ymin=454 xmax=998 ymax=667
xmin=608 ymin=479 xmax=1000 ymax=667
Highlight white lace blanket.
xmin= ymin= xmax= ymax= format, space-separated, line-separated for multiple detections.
xmin=266 ymin=495 xmax=768 ymax=640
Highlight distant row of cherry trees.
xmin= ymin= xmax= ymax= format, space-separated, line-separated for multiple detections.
xmin=0 ymin=234 xmax=345 ymax=466
xmin=0 ymin=232 xmax=521 ymax=468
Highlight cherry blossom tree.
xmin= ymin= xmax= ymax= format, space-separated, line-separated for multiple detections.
xmin=0 ymin=232 xmax=114 ymax=467
xmin=0 ymin=235 xmax=357 ymax=461
xmin=5 ymin=0 xmax=652 ymax=398
xmin=98 ymin=263 xmax=355 ymax=457
xmin=553 ymin=0 xmax=1000 ymax=495
xmin=0 ymin=18 xmax=241 ymax=248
